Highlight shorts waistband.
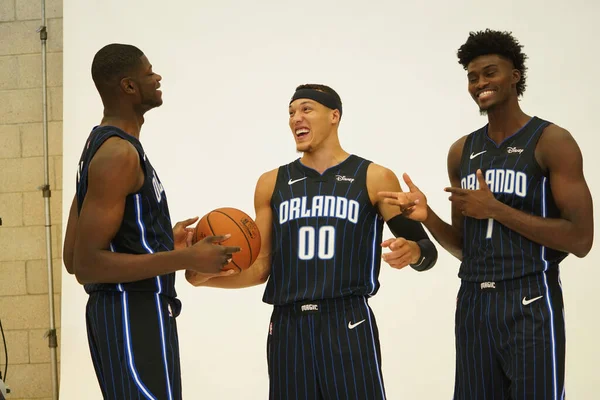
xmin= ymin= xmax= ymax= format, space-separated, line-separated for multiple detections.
xmin=461 ymin=269 xmax=559 ymax=292
xmin=274 ymin=295 xmax=367 ymax=314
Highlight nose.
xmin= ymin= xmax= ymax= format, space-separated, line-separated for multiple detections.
xmin=475 ymin=76 xmax=489 ymax=90
xmin=290 ymin=111 xmax=303 ymax=125
xmin=156 ymin=73 xmax=162 ymax=82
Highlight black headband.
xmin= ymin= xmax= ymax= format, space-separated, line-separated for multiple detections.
xmin=290 ymin=89 xmax=343 ymax=117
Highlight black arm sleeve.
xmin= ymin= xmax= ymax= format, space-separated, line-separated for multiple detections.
xmin=386 ymin=214 xmax=438 ymax=272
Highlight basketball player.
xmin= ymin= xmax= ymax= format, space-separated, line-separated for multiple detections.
xmin=62 ymin=43 xmax=240 ymax=400
xmin=187 ymin=84 xmax=439 ymax=399
xmin=379 ymin=30 xmax=594 ymax=399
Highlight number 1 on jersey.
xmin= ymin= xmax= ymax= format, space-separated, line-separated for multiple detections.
xmin=486 ymin=218 xmax=494 ymax=239
xmin=298 ymin=225 xmax=335 ymax=260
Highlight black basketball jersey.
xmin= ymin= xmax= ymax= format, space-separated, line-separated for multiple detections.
xmin=75 ymin=126 xmax=177 ymax=298
xmin=458 ymin=116 xmax=568 ymax=282
xmin=262 ymin=155 xmax=384 ymax=306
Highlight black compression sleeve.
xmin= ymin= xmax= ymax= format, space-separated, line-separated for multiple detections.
xmin=386 ymin=215 xmax=438 ymax=271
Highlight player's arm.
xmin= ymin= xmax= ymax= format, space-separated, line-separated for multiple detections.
xmin=421 ymin=136 xmax=466 ymax=260
xmin=368 ymin=164 xmax=438 ymax=271
xmin=482 ymin=125 xmax=593 ymax=257
xmin=73 ymin=138 xmax=237 ymax=284
xmin=63 ymin=194 xmax=78 ymax=274
xmin=186 ymin=168 xmax=277 ymax=288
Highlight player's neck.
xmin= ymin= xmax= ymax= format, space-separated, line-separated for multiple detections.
xmin=100 ymin=107 xmax=144 ymax=139
xmin=301 ymin=143 xmax=349 ymax=174
xmin=486 ymin=100 xmax=530 ymax=145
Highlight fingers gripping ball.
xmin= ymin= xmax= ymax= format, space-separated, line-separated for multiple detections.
xmin=194 ymin=207 xmax=261 ymax=271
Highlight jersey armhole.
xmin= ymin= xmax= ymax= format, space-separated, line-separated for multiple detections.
xmin=94 ymin=130 xmax=148 ymax=196
xmin=531 ymin=122 xmax=552 ymax=177
xmin=268 ymin=167 xmax=284 ymax=208
xmin=457 ymin=134 xmax=474 ymax=168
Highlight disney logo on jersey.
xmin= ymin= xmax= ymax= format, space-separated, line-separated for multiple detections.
xmin=335 ymin=175 xmax=355 ymax=183
xmin=461 ymin=168 xmax=528 ymax=197
xmin=507 ymin=146 xmax=524 ymax=154
xmin=279 ymin=195 xmax=360 ymax=225
xmin=151 ymin=170 xmax=165 ymax=203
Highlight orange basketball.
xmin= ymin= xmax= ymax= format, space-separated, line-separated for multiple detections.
xmin=193 ymin=207 xmax=261 ymax=272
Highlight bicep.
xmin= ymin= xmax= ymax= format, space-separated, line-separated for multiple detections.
xmin=76 ymin=180 xmax=128 ymax=251
xmin=254 ymin=196 xmax=273 ymax=259
xmin=74 ymin=143 xmax=142 ymax=259
xmin=367 ymin=164 xmax=402 ymax=221
xmin=251 ymin=169 xmax=277 ymax=275
xmin=544 ymin=130 xmax=593 ymax=227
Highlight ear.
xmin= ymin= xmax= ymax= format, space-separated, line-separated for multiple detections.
xmin=511 ymin=69 xmax=521 ymax=85
xmin=330 ymin=109 xmax=340 ymax=125
xmin=120 ymin=77 xmax=137 ymax=95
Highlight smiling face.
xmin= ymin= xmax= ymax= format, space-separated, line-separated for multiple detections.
xmin=467 ymin=54 xmax=521 ymax=113
xmin=288 ymin=98 xmax=339 ymax=153
xmin=131 ymin=55 xmax=163 ymax=113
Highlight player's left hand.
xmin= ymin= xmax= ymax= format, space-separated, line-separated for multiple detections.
xmin=381 ymin=237 xmax=421 ymax=269
xmin=444 ymin=169 xmax=498 ymax=219
xmin=173 ymin=217 xmax=199 ymax=250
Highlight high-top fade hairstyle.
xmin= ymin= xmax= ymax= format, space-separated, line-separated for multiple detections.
xmin=457 ymin=29 xmax=528 ymax=96
xmin=91 ymin=43 xmax=144 ymax=94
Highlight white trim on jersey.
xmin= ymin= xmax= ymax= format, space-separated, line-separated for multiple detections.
xmin=121 ymin=291 xmax=157 ymax=400
xmin=368 ymin=214 xmax=379 ymax=296
xmin=134 ymin=194 xmax=155 ymax=255
xmin=541 ymin=176 xmax=561 ymax=400
xmin=154 ymin=293 xmax=174 ymax=400
xmin=133 ymin=194 xmax=174 ymax=400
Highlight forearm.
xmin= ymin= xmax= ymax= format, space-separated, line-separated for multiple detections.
xmin=491 ymin=202 xmax=589 ymax=257
xmin=411 ymin=238 xmax=438 ymax=271
xmin=74 ymin=247 xmax=188 ymax=284
xmin=423 ymin=206 xmax=463 ymax=260
xmin=191 ymin=257 xmax=270 ymax=288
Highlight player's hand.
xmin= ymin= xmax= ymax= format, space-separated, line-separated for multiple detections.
xmin=184 ymin=268 xmax=237 ymax=286
xmin=378 ymin=173 xmax=428 ymax=221
xmin=187 ymin=234 xmax=242 ymax=275
xmin=445 ymin=169 xmax=498 ymax=219
xmin=381 ymin=237 xmax=421 ymax=269
xmin=172 ymin=216 xmax=199 ymax=250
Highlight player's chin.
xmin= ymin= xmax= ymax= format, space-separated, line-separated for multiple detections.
xmin=477 ymin=99 xmax=496 ymax=114
xmin=295 ymin=143 xmax=311 ymax=153
xmin=143 ymin=99 xmax=163 ymax=110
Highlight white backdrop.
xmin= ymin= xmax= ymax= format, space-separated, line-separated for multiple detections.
xmin=61 ymin=1 xmax=599 ymax=398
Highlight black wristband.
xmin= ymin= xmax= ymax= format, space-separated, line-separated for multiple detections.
xmin=411 ymin=239 xmax=438 ymax=272
xmin=386 ymin=214 xmax=428 ymax=242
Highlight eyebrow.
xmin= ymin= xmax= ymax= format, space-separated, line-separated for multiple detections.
xmin=467 ymin=64 xmax=498 ymax=76
xmin=289 ymin=100 xmax=315 ymax=109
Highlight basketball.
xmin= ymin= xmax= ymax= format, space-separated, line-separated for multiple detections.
xmin=193 ymin=207 xmax=261 ymax=271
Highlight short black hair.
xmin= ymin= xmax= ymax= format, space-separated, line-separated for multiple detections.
xmin=295 ymin=84 xmax=343 ymax=108
xmin=457 ymin=29 xmax=528 ymax=96
xmin=91 ymin=43 xmax=144 ymax=93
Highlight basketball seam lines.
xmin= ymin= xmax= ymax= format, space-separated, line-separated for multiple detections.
xmin=210 ymin=211 xmax=251 ymax=272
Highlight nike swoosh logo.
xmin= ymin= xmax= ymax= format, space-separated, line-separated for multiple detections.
xmin=348 ymin=319 xmax=366 ymax=329
xmin=288 ymin=177 xmax=307 ymax=185
xmin=522 ymin=295 xmax=543 ymax=306
xmin=470 ymin=150 xmax=487 ymax=159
